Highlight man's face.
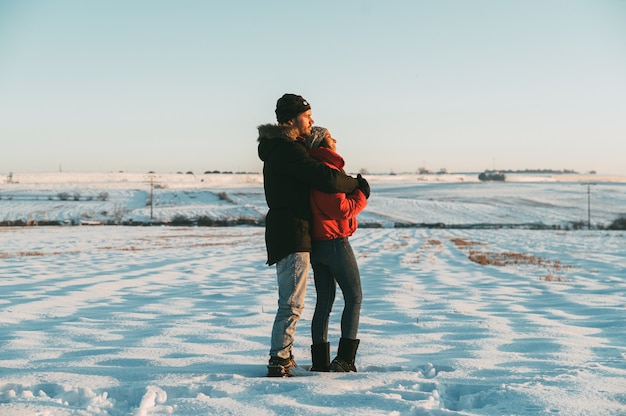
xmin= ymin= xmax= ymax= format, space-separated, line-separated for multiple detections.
xmin=289 ymin=110 xmax=314 ymax=137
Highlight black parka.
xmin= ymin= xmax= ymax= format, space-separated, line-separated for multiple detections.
xmin=257 ymin=124 xmax=359 ymax=265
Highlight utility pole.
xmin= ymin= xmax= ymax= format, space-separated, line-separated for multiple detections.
xmin=582 ymin=183 xmax=596 ymax=230
xmin=146 ymin=174 xmax=159 ymax=221
xmin=150 ymin=176 xmax=155 ymax=220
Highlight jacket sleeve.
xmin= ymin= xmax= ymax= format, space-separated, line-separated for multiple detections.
xmin=277 ymin=142 xmax=358 ymax=194
xmin=312 ymin=188 xmax=367 ymax=220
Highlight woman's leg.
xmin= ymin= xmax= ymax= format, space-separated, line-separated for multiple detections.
xmin=311 ymin=262 xmax=336 ymax=345
xmin=332 ymin=240 xmax=362 ymax=340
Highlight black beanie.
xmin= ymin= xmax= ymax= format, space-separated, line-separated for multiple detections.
xmin=275 ymin=93 xmax=311 ymax=123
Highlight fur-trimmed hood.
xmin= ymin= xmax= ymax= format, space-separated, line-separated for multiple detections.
xmin=257 ymin=124 xmax=303 ymax=163
xmin=257 ymin=124 xmax=300 ymax=143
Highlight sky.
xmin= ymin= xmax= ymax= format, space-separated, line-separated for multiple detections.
xmin=1 ymin=0 xmax=625 ymax=175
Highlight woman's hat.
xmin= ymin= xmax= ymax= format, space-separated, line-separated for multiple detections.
xmin=306 ymin=126 xmax=328 ymax=149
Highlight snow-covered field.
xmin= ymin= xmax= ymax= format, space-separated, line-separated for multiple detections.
xmin=1 ymin=172 xmax=625 ymax=415
xmin=1 ymin=172 xmax=625 ymax=228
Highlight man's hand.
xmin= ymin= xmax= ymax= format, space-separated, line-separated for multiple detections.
xmin=357 ymin=174 xmax=370 ymax=199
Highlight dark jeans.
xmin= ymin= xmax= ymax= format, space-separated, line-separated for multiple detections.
xmin=311 ymin=237 xmax=362 ymax=344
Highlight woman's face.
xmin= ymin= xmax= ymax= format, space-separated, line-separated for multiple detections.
xmin=322 ymin=131 xmax=337 ymax=152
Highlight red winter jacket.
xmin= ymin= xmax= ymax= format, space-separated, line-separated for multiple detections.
xmin=309 ymin=147 xmax=367 ymax=241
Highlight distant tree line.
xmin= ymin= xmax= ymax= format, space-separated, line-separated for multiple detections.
xmin=146 ymin=171 xmax=259 ymax=175
xmin=477 ymin=168 xmax=592 ymax=182
xmin=494 ymin=169 xmax=581 ymax=174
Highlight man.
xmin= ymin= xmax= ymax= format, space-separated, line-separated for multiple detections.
xmin=257 ymin=93 xmax=369 ymax=377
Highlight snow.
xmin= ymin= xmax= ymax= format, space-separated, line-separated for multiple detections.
xmin=1 ymin=172 xmax=625 ymax=415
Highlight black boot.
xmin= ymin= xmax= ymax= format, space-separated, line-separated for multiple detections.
xmin=329 ymin=338 xmax=360 ymax=372
xmin=310 ymin=342 xmax=330 ymax=372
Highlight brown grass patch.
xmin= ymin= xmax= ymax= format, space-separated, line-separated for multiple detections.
xmin=451 ymin=238 xmax=487 ymax=248
xmin=468 ymin=250 xmax=541 ymax=267
xmin=0 ymin=250 xmax=69 ymax=259
xmin=541 ymin=272 xmax=568 ymax=282
xmin=451 ymin=237 xmax=571 ymax=282
xmin=466 ymin=250 xmax=572 ymax=272
xmin=466 ymin=249 xmax=572 ymax=282
xmin=0 ymin=251 xmax=45 ymax=258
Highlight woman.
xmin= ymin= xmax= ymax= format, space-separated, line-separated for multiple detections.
xmin=306 ymin=126 xmax=368 ymax=372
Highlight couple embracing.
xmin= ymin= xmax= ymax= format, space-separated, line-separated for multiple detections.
xmin=257 ymin=93 xmax=370 ymax=377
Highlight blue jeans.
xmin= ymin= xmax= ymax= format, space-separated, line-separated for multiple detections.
xmin=311 ymin=238 xmax=362 ymax=344
xmin=270 ymin=252 xmax=309 ymax=359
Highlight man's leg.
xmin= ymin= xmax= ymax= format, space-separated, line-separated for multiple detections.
xmin=268 ymin=252 xmax=309 ymax=375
